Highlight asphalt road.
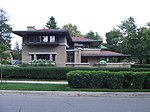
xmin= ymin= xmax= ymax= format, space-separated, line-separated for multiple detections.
xmin=0 ymin=94 xmax=150 ymax=112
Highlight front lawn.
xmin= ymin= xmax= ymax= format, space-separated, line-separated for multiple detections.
xmin=0 ymin=83 xmax=150 ymax=92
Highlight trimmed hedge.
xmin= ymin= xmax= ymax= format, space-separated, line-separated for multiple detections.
xmin=67 ymin=71 xmax=150 ymax=89
xmin=131 ymin=64 xmax=150 ymax=68
xmin=1 ymin=67 xmax=150 ymax=80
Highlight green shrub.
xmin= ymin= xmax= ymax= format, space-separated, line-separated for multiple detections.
xmin=131 ymin=72 xmax=145 ymax=89
xmin=131 ymin=64 xmax=150 ymax=68
xmin=143 ymin=72 xmax=150 ymax=89
xmin=67 ymin=71 xmax=90 ymax=88
xmin=67 ymin=70 xmax=150 ymax=89
xmin=104 ymin=72 xmax=124 ymax=89
xmin=3 ymin=67 xmax=71 ymax=80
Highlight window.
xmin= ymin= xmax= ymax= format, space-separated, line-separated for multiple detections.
xmin=36 ymin=36 xmax=41 ymax=42
xmin=50 ymin=36 xmax=56 ymax=42
xmin=31 ymin=54 xmax=34 ymax=60
xmin=81 ymin=57 xmax=88 ymax=63
xmin=52 ymin=54 xmax=56 ymax=61
xmin=29 ymin=36 xmax=35 ymax=42
xmin=36 ymin=54 xmax=50 ymax=60
xmin=67 ymin=52 xmax=74 ymax=62
xmin=43 ymin=36 xmax=49 ymax=42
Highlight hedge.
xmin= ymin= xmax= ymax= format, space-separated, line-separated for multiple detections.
xmin=1 ymin=67 xmax=150 ymax=80
xmin=131 ymin=64 xmax=150 ymax=68
xmin=67 ymin=71 xmax=150 ymax=89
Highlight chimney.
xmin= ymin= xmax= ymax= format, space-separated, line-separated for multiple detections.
xmin=27 ymin=26 xmax=36 ymax=31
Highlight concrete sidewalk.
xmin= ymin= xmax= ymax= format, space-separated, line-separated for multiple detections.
xmin=0 ymin=90 xmax=150 ymax=97
xmin=3 ymin=80 xmax=68 ymax=84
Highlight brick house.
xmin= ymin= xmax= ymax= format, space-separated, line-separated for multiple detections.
xmin=13 ymin=27 xmax=131 ymax=68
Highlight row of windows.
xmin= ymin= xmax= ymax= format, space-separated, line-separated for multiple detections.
xmin=30 ymin=53 xmax=88 ymax=63
xmin=29 ymin=35 xmax=57 ymax=43
xmin=31 ymin=54 xmax=56 ymax=61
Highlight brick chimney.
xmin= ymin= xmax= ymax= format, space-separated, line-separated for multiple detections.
xmin=27 ymin=26 xmax=36 ymax=31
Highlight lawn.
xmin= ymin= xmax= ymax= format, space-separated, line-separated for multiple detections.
xmin=1 ymin=83 xmax=150 ymax=92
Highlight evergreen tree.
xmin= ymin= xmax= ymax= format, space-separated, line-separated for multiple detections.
xmin=0 ymin=9 xmax=12 ymax=50
xmin=45 ymin=16 xmax=57 ymax=29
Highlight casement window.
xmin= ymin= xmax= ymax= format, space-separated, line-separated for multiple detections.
xmin=42 ymin=36 xmax=49 ymax=42
xmin=49 ymin=36 xmax=56 ymax=42
xmin=37 ymin=54 xmax=50 ymax=60
xmin=29 ymin=36 xmax=35 ymax=42
xmin=81 ymin=57 xmax=88 ymax=63
xmin=36 ymin=36 xmax=41 ymax=42
xmin=67 ymin=52 xmax=74 ymax=62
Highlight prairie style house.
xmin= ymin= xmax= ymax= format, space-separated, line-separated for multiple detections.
xmin=13 ymin=27 xmax=131 ymax=68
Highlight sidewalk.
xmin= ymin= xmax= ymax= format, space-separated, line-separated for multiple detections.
xmin=0 ymin=90 xmax=150 ymax=97
xmin=3 ymin=80 xmax=68 ymax=84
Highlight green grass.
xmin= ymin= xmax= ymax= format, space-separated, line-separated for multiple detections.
xmin=1 ymin=83 xmax=150 ymax=92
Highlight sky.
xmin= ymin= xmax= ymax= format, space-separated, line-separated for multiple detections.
xmin=1 ymin=0 xmax=150 ymax=49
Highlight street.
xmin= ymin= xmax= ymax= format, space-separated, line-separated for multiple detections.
xmin=0 ymin=94 xmax=150 ymax=112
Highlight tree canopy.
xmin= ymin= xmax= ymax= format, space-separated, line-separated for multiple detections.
xmin=62 ymin=23 xmax=81 ymax=37
xmin=106 ymin=16 xmax=150 ymax=64
xmin=45 ymin=16 xmax=57 ymax=29
xmin=84 ymin=30 xmax=101 ymax=40
xmin=0 ymin=9 xmax=12 ymax=51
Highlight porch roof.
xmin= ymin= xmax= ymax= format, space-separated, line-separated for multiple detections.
xmin=81 ymin=50 xmax=131 ymax=57
xmin=72 ymin=37 xmax=102 ymax=47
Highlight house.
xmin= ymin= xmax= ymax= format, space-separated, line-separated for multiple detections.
xmin=13 ymin=26 xmax=131 ymax=68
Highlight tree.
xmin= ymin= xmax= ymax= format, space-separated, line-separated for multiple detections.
xmin=134 ymin=27 xmax=150 ymax=63
xmin=106 ymin=28 xmax=123 ymax=52
xmin=12 ymin=41 xmax=22 ymax=60
xmin=14 ymin=41 xmax=20 ymax=51
xmin=84 ymin=30 xmax=101 ymax=40
xmin=0 ymin=9 xmax=12 ymax=50
xmin=45 ymin=16 xmax=57 ymax=29
xmin=106 ymin=16 xmax=150 ymax=63
xmin=62 ymin=23 xmax=81 ymax=37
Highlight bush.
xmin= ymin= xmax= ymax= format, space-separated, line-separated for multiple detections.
xmin=131 ymin=64 xmax=150 ymax=68
xmin=104 ymin=72 xmax=124 ymax=89
xmin=3 ymin=67 xmax=71 ymax=80
xmin=2 ymin=66 xmax=150 ymax=81
xmin=67 ymin=70 xmax=150 ymax=89
xmin=143 ymin=72 xmax=150 ymax=89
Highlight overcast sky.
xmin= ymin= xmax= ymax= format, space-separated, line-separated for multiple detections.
xmin=1 ymin=0 xmax=150 ymax=48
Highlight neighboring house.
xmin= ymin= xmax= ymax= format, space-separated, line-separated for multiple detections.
xmin=13 ymin=27 xmax=131 ymax=68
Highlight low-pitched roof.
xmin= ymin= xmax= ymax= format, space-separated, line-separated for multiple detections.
xmin=12 ymin=29 xmax=73 ymax=43
xmin=82 ymin=50 xmax=131 ymax=57
xmin=72 ymin=37 xmax=102 ymax=47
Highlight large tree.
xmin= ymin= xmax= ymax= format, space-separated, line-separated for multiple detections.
xmin=0 ymin=9 xmax=12 ymax=51
xmin=45 ymin=16 xmax=57 ymax=29
xmin=84 ymin=30 xmax=101 ymax=40
xmin=134 ymin=27 xmax=150 ymax=63
xmin=106 ymin=16 xmax=150 ymax=63
xmin=62 ymin=23 xmax=81 ymax=37
xmin=106 ymin=28 xmax=123 ymax=52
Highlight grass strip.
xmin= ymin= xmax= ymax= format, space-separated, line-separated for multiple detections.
xmin=0 ymin=83 xmax=150 ymax=92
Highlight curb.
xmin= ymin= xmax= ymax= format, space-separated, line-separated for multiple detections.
xmin=4 ymin=81 xmax=68 ymax=84
xmin=0 ymin=90 xmax=150 ymax=97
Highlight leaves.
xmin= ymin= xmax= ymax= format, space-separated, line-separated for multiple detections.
xmin=62 ymin=23 xmax=81 ymax=37
xmin=84 ymin=30 xmax=101 ymax=40
xmin=106 ymin=16 xmax=150 ymax=64
xmin=0 ymin=9 xmax=12 ymax=50
xmin=45 ymin=16 xmax=57 ymax=29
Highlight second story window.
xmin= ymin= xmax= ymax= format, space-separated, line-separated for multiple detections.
xmin=36 ymin=36 xmax=41 ymax=42
xmin=50 ymin=36 xmax=56 ymax=42
xmin=43 ymin=36 xmax=49 ymax=42
xmin=29 ymin=35 xmax=57 ymax=43
xmin=29 ymin=36 xmax=35 ymax=42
